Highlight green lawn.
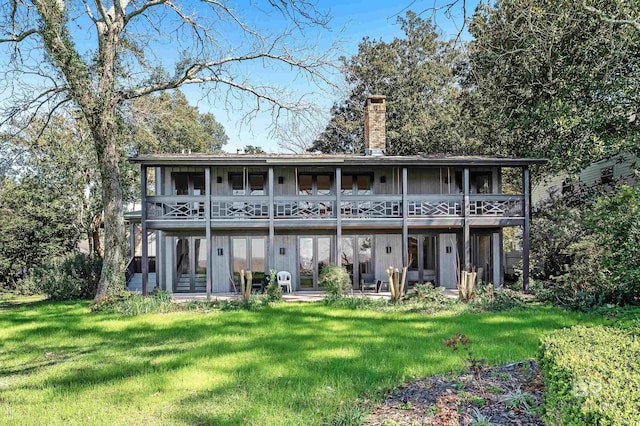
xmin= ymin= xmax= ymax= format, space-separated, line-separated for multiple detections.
xmin=0 ymin=299 xmax=601 ymax=425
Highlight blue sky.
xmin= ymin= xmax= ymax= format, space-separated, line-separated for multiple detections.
xmin=178 ymin=0 xmax=478 ymax=153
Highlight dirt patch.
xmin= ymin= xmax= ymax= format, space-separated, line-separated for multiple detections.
xmin=365 ymin=361 xmax=544 ymax=426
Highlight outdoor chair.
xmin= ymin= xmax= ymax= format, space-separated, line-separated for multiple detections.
xmin=277 ymin=271 xmax=292 ymax=293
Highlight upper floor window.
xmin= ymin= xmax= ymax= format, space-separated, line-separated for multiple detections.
xmin=341 ymin=174 xmax=373 ymax=195
xmin=470 ymin=172 xmax=492 ymax=194
xmin=298 ymin=174 xmax=333 ymax=196
xmin=173 ymin=172 xmax=205 ymax=196
xmin=229 ymin=172 xmax=266 ymax=196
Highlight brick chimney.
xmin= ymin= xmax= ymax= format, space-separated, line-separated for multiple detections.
xmin=364 ymin=95 xmax=386 ymax=156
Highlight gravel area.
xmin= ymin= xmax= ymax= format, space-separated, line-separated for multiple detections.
xmin=365 ymin=361 xmax=544 ymax=426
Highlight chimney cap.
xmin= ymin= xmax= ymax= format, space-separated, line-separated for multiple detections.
xmin=366 ymin=94 xmax=386 ymax=104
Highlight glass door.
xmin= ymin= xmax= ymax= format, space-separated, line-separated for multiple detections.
xmin=340 ymin=235 xmax=373 ymax=289
xmin=231 ymin=237 xmax=267 ymax=290
xmin=175 ymin=237 xmax=206 ymax=292
xmin=298 ymin=236 xmax=333 ymax=290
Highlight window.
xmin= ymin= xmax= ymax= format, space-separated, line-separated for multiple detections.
xmin=229 ymin=173 xmax=244 ymax=195
xmin=229 ymin=172 xmax=267 ymax=195
xmin=298 ymin=174 xmax=333 ymax=195
xmin=172 ymin=172 xmax=205 ymax=195
xmin=341 ymin=174 xmax=373 ymax=195
xmin=409 ymin=235 xmax=436 ymax=271
xmin=408 ymin=236 xmax=419 ymax=270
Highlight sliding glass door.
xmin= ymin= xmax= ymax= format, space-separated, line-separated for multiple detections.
xmin=340 ymin=235 xmax=373 ymax=289
xmin=298 ymin=236 xmax=332 ymax=290
xmin=175 ymin=237 xmax=206 ymax=292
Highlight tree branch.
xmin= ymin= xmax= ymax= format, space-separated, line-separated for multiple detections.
xmin=0 ymin=28 xmax=37 ymax=43
xmin=582 ymin=1 xmax=640 ymax=31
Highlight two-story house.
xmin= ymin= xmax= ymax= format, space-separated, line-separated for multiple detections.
xmin=126 ymin=96 xmax=544 ymax=296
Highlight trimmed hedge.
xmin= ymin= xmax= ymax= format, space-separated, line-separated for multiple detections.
xmin=539 ymin=326 xmax=640 ymax=425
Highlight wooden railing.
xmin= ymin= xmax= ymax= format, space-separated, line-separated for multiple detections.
xmin=143 ymin=194 xmax=524 ymax=220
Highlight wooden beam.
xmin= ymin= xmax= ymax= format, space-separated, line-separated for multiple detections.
xmin=402 ymin=167 xmax=408 ymax=266
xmin=335 ymin=167 xmax=342 ymax=262
xmin=463 ymin=167 xmax=470 ymax=272
xmin=522 ymin=166 xmax=531 ymax=293
xmin=129 ymin=222 xmax=135 ymax=258
xmin=205 ymin=167 xmax=212 ymax=298
xmin=141 ymin=165 xmax=149 ymax=296
xmin=268 ymin=167 xmax=275 ymax=270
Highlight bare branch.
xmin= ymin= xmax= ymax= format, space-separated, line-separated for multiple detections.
xmin=124 ymin=0 xmax=166 ymax=26
xmin=0 ymin=28 xmax=38 ymax=43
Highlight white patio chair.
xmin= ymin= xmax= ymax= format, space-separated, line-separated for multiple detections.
xmin=277 ymin=271 xmax=292 ymax=293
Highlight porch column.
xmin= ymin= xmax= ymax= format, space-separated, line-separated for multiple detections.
xmin=141 ymin=165 xmax=149 ymax=296
xmin=335 ymin=167 xmax=342 ymax=262
xmin=522 ymin=166 xmax=530 ymax=293
xmin=205 ymin=166 xmax=212 ymax=298
xmin=463 ymin=167 xmax=470 ymax=272
xmin=402 ymin=167 xmax=408 ymax=266
xmin=268 ymin=167 xmax=275 ymax=270
xmin=129 ymin=222 xmax=136 ymax=258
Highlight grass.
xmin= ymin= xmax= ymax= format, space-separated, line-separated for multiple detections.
xmin=0 ymin=298 xmax=602 ymax=425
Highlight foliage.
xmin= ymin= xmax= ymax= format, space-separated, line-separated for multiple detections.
xmin=323 ymin=295 xmax=388 ymax=310
xmin=319 ymin=264 xmax=352 ymax=299
xmin=499 ymin=387 xmax=534 ymax=411
xmin=0 ymin=177 xmax=81 ymax=291
xmin=466 ymin=0 xmax=640 ymax=174
xmin=30 ymin=253 xmax=103 ymax=301
xmin=128 ymin=90 xmax=228 ymax=155
xmin=539 ymin=325 xmax=640 ymax=425
xmin=265 ymin=269 xmax=283 ymax=303
xmin=531 ymin=186 xmax=640 ymax=309
xmin=92 ymin=291 xmax=173 ymax=316
xmin=404 ymin=283 xmax=452 ymax=307
xmin=444 ymin=332 xmax=487 ymax=379
xmin=311 ymin=12 xmax=471 ymax=155
xmin=472 ymin=284 xmax=528 ymax=312
xmin=243 ymin=145 xmax=266 ymax=154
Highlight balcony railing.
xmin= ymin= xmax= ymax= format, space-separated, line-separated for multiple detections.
xmin=144 ymin=194 xmax=524 ymax=220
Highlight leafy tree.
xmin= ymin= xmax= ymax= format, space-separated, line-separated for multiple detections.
xmin=0 ymin=177 xmax=80 ymax=289
xmin=465 ymin=0 xmax=640 ymax=173
xmin=128 ymin=90 xmax=228 ymax=154
xmin=0 ymin=1 xmax=335 ymax=301
xmin=243 ymin=145 xmax=266 ymax=154
xmin=311 ymin=12 xmax=471 ymax=155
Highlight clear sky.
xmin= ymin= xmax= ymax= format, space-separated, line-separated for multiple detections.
xmin=180 ymin=0 xmax=477 ymax=154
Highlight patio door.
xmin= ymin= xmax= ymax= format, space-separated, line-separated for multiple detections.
xmin=175 ymin=237 xmax=206 ymax=292
xmin=340 ymin=235 xmax=373 ymax=289
xmin=298 ymin=236 xmax=332 ymax=290
xmin=231 ymin=237 xmax=267 ymax=287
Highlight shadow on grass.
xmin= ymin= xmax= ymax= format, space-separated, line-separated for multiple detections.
xmin=0 ymin=298 xmax=603 ymax=425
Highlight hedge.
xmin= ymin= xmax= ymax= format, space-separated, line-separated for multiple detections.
xmin=539 ymin=326 xmax=640 ymax=425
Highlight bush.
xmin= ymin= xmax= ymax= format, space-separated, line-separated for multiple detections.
xmin=30 ymin=253 xmax=102 ymax=301
xmin=92 ymin=291 xmax=173 ymax=315
xmin=472 ymin=284 xmax=528 ymax=311
xmin=319 ymin=264 xmax=351 ymax=299
xmin=264 ymin=269 xmax=282 ymax=303
xmin=539 ymin=325 xmax=640 ymax=425
xmin=404 ymin=283 xmax=451 ymax=307
xmin=531 ymin=186 xmax=640 ymax=309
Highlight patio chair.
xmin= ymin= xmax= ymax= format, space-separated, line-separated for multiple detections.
xmin=277 ymin=271 xmax=292 ymax=293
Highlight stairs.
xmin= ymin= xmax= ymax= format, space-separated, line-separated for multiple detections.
xmin=127 ymin=273 xmax=157 ymax=292
xmin=174 ymin=273 xmax=206 ymax=293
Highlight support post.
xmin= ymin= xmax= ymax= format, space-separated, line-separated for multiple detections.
xmin=268 ymin=167 xmax=275 ymax=270
xmin=463 ymin=167 xmax=470 ymax=272
xmin=205 ymin=167 xmax=212 ymax=298
xmin=335 ymin=167 xmax=342 ymax=262
xmin=129 ymin=222 xmax=135 ymax=258
xmin=402 ymin=167 xmax=408 ymax=266
xmin=522 ymin=166 xmax=530 ymax=293
xmin=141 ymin=165 xmax=149 ymax=296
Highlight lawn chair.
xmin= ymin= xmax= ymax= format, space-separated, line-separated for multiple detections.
xmin=277 ymin=271 xmax=292 ymax=293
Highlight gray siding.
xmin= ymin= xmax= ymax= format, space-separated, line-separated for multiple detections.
xmin=273 ymin=234 xmax=298 ymax=289
xmin=374 ymin=234 xmax=402 ymax=282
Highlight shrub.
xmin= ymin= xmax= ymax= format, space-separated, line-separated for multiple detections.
xmin=92 ymin=291 xmax=173 ymax=315
xmin=404 ymin=283 xmax=452 ymax=306
xmin=30 ymin=253 xmax=102 ymax=301
xmin=472 ymin=284 xmax=528 ymax=311
xmin=264 ymin=269 xmax=282 ymax=303
xmin=319 ymin=264 xmax=351 ymax=298
xmin=539 ymin=325 xmax=640 ymax=425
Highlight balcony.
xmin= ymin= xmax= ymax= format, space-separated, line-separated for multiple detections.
xmin=144 ymin=194 xmax=524 ymax=223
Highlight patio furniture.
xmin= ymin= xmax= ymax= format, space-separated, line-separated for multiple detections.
xmin=277 ymin=271 xmax=292 ymax=293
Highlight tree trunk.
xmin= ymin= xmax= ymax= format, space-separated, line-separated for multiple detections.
xmin=93 ymin=124 xmax=126 ymax=302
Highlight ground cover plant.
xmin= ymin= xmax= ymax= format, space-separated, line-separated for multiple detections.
xmin=0 ymin=298 xmax=601 ymax=425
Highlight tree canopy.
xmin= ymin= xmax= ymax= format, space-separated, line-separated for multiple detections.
xmin=310 ymin=12 xmax=471 ymax=156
